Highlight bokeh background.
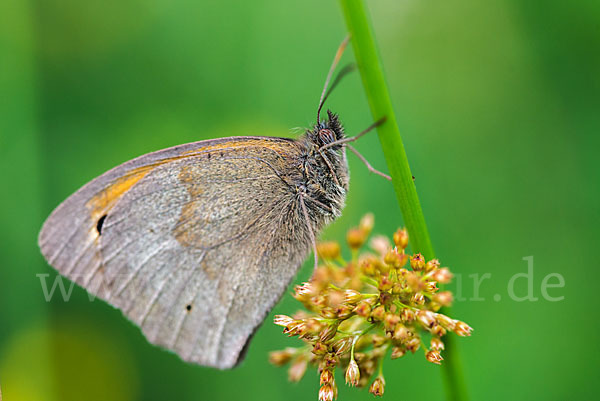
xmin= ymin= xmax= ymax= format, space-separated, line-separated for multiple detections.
xmin=1 ymin=0 xmax=599 ymax=400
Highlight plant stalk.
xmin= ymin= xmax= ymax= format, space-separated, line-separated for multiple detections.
xmin=339 ymin=1 xmax=468 ymax=400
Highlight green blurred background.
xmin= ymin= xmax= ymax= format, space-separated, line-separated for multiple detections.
xmin=1 ymin=0 xmax=599 ymax=400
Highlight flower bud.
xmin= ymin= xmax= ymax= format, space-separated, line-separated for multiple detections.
xmin=359 ymin=213 xmax=374 ymax=234
xmin=318 ymin=383 xmax=335 ymax=401
xmin=312 ymin=294 xmax=328 ymax=309
xmin=317 ymin=241 xmax=341 ymax=260
xmin=312 ymin=267 xmax=330 ymax=289
xmin=330 ymin=267 xmax=347 ymax=284
xmin=345 ymin=359 xmax=360 ymax=386
xmin=391 ymin=346 xmax=406 ymax=359
xmin=335 ymin=304 xmax=353 ymax=319
xmin=379 ymin=292 xmax=392 ymax=306
xmin=425 ymin=258 xmax=440 ymax=272
xmin=343 ymin=289 xmax=362 ymax=304
xmin=400 ymin=308 xmax=415 ymax=323
xmin=274 ymin=315 xmax=294 ymax=327
xmin=353 ymin=301 xmax=372 ymax=317
xmin=393 ymin=228 xmax=409 ymax=249
xmin=433 ymin=291 xmax=453 ymax=306
xmin=406 ymin=271 xmax=423 ymax=291
xmin=305 ymin=318 xmax=323 ymax=334
xmin=392 ymin=282 xmax=408 ymax=294
xmin=371 ymin=305 xmax=386 ymax=321
xmin=377 ymin=260 xmax=391 ymax=275
xmin=283 ymin=321 xmax=306 ymax=337
xmin=397 ymin=252 xmax=409 ymax=268
xmin=410 ymin=253 xmax=425 ymax=271
xmin=294 ymin=282 xmax=315 ymax=301
xmin=327 ymin=290 xmax=345 ymax=309
xmin=288 ymin=357 xmax=308 ymax=382
xmin=417 ymin=310 xmax=437 ymax=328
xmin=454 ymin=320 xmax=473 ymax=336
xmin=431 ymin=337 xmax=445 ymax=351
xmin=425 ymin=281 xmax=439 ymax=293
xmin=347 ymin=228 xmax=366 ymax=250
xmin=322 ymin=353 xmax=338 ymax=369
xmin=411 ymin=292 xmax=425 ymax=306
xmin=268 ymin=348 xmax=295 ymax=366
xmin=371 ymin=334 xmax=387 ymax=347
xmin=432 ymin=267 xmax=453 ymax=284
xmin=426 ymin=349 xmax=443 ymax=365
xmin=436 ymin=313 xmax=456 ymax=331
xmin=319 ymin=324 xmax=338 ymax=342
xmin=312 ymin=341 xmax=328 ymax=355
xmin=393 ymin=324 xmax=411 ymax=342
xmin=379 ymin=275 xmax=393 ymax=291
xmin=384 ymin=313 xmax=400 ymax=331
xmin=432 ymin=324 xmax=447 ymax=337
xmin=370 ymin=235 xmax=391 ymax=257
xmin=320 ymin=369 xmax=334 ymax=385
xmin=369 ymin=376 xmax=385 ymax=396
xmin=319 ymin=307 xmax=338 ymax=319
xmin=327 ymin=290 xmax=346 ymax=309
xmin=405 ymin=337 xmax=421 ymax=353
xmin=384 ymin=248 xmax=406 ymax=269
xmin=331 ymin=336 xmax=353 ymax=355
xmin=359 ymin=255 xmax=379 ymax=276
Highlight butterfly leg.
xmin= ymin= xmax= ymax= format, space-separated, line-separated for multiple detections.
xmin=319 ymin=117 xmax=386 ymax=151
xmin=346 ymin=144 xmax=392 ymax=181
xmin=299 ymin=195 xmax=319 ymax=272
xmin=317 ymin=149 xmax=341 ymax=187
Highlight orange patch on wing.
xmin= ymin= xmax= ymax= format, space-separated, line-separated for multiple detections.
xmin=86 ymin=167 xmax=153 ymax=223
xmin=173 ymin=164 xmax=204 ymax=249
xmin=85 ymin=152 xmax=203 ymax=226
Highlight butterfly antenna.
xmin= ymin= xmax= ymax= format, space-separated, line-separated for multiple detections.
xmin=317 ymin=35 xmax=351 ymax=126
xmin=320 ymin=63 xmax=356 ymax=112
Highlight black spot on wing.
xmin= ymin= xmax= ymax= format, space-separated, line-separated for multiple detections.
xmin=96 ymin=214 xmax=108 ymax=235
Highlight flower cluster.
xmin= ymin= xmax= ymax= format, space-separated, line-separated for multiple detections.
xmin=269 ymin=214 xmax=472 ymax=400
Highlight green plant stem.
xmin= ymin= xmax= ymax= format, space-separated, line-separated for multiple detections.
xmin=338 ymin=1 xmax=468 ymax=400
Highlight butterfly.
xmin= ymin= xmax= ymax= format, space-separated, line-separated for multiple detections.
xmin=38 ymin=37 xmax=389 ymax=369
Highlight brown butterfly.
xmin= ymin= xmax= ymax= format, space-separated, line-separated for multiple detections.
xmin=38 ymin=37 xmax=389 ymax=369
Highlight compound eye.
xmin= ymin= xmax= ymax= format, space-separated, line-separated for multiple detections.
xmin=318 ymin=129 xmax=336 ymax=145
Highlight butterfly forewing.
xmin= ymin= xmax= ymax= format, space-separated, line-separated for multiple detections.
xmin=39 ymin=137 xmax=313 ymax=368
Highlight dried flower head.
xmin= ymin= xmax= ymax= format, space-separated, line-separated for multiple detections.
xmin=269 ymin=215 xmax=472 ymax=399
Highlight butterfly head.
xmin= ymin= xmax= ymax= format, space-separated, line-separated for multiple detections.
xmin=311 ymin=109 xmax=345 ymax=150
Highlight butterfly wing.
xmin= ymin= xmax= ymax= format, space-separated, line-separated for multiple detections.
xmin=39 ymin=137 xmax=312 ymax=368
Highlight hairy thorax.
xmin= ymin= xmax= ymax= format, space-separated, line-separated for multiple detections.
xmin=295 ymin=135 xmax=349 ymax=227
